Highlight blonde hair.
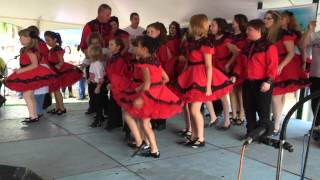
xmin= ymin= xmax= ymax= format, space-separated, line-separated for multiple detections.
xmin=87 ymin=45 xmax=102 ymax=62
xmin=87 ymin=32 xmax=104 ymax=47
xmin=18 ymin=28 xmax=39 ymax=53
xmin=188 ymin=14 xmax=209 ymax=38
xmin=265 ymin=10 xmax=281 ymax=43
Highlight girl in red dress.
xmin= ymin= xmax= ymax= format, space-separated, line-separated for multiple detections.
xmin=264 ymin=10 xmax=309 ymax=135
xmin=175 ymin=14 xmax=233 ymax=147
xmin=146 ymin=22 xmax=172 ymax=130
xmin=5 ymin=28 xmax=56 ymax=122
xmin=229 ymin=14 xmax=248 ymax=126
xmin=209 ymin=18 xmax=238 ymax=129
xmin=167 ymin=21 xmax=182 ymax=80
xmin=113 ymin=36 xmax=183 ymax=157
xmin=44 ymin=31 xmax=83 ymax=115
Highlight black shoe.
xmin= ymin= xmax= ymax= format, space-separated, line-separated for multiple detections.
xmin=0 ymin=96 xmax=6 ymax=107
xmin=21 ymin=117 xmax=39 ymax=123
xmin=56 ymin=109 xmax=67 ymax=115
xmin=85 ymin=109 xmax=95 ymax=115
xmin=38 ymin=114 xmax=44 ymax=119
xmin=141 ymin=149 xmax=160 ymax=158
xmin=189 ymin=140 xmax=205 ymax=148
xmin=204 ymin=119 xmax=217 ymax=128
xmin=90 ymin=121 xmax=101 ymax=128
xmin=131 ymin=141 xmax=147 ymax=157
xmin=47 ymin=109 xmax=57 ymax=114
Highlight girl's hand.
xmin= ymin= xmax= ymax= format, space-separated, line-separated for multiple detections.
xmin=94 ymin=87 xmax=101 ymax=94
xmin=260 ymin=82 xmax=271 ymax=93
xmin=106 ymin=83 xmax=111 ymax=90
xmin=278 ymin=64 xmax=284 ymax=75
xmin=206 ymin=86 xmax=212 ymax=96
xmin=230 ymin=76 xmax=236 ymax=83
xmin=133 ymin=96 xmax=144 ymax=109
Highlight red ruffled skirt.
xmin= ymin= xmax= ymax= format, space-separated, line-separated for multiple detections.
xmin=50 ymin=62 xmax=83 ymax=91
xmin=5 ymin=65 xmax=57 ymax=92
xmin=174 ymin=64 xmax=234 ymax=102
xmin=273 ymin=55 xmax=310 ymax=95
xmin=111 ymin=75 xmax=183 ymax=119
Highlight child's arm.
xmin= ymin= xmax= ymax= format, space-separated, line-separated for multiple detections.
xmin=204 ymin=53 xmax=213 ymax=96
xmin=16 ymin=53 xmax=38 ymax=74
xmin=56 ymin=54 xmax=65 ymax=69
xmin=135 ymin=67 xmax=151 ymax=92
xmin=161 ymin=69 xmax=169 ymax=84
xmin=225 ymin=43 xmax=240 ymax=73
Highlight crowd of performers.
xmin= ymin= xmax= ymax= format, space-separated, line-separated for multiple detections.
xmin=4 ymin=3 xmax=320 ymax=158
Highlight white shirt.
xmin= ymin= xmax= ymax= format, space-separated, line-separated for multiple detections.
xmin=124 ymin=25 xmax=145 ymax=53
xmin=309 ymin=32 xmax=320 ymax=78
xmin=124 ymin=26 xmax=145 ymax=40
xmin=89 ymin=61 xmax=105 ymax=83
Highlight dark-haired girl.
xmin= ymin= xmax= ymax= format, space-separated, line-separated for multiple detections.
xmin=231 ymin=19 xmax=278 ymax=137
xmin=113 ymin=36 xmax=183 ymax=157
xmin=5 ymin=28 xmax=56 ymax=122
xmin=45 ymin=31 xmax=83 ymax=115
xmin=229 ymin=14 xmax=248 ymax=125
xmin=209 ymin=17 xmax=238 ymax=129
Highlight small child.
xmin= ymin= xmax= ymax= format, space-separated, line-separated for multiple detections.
xmin=87 ymin=45 xmax=106 ymax=127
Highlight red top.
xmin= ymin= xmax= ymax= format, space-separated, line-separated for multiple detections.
xmin=156 ymin=44 xmax=171 ymax=66
xmin=233 ymin=38 xmax=279 ymax=81
xmin=134 ymin=59 xmax=163 ymax=84
xmin=231 ymin=33 xmax=248 ymax=50
xmin=166 ymin=37 xmax=181 ymax=57
xmin=209 ymin=34 xmax=232 ymax=61
xmin=274 ymin=30 xmax=295 ymax=60
xmin=105 ymin=53 xmax=128 ymax=81
xmin=187 ymin=39 xmax=215 ymax=61
xmin=19 ymin=51 xmax=33 ymax=66
xmin=38 ymin=39 xmax=49 ymax=64
xmin=47 ymin=46 xmax=65 ymax=66
xmin=80 ymin=19 xmax=111 ymax=51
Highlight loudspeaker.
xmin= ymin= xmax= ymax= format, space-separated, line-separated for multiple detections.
xmin=0 ymin=164 xmax=43 ymax=180
xmin=257 ymin=1 xmax=263 ymax=9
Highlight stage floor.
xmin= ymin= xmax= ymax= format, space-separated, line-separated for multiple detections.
xmin=0 ymin=102 xmax=319 ymax=180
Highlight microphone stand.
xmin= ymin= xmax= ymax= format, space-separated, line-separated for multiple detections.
xmin=275 ymin=90 xmax=320 ymax=180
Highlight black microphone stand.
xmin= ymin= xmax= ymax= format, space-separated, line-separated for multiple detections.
xmin=276 ymin=90 xmax=320 ymax=180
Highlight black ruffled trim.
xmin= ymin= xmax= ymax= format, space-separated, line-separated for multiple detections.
xmin=20 ymin=47 xmax=37 ymax=54
xmin=20 ymin=64 xmax=30 ymax=68
xmin=188 ymin=38 xmax=213 ymax=53
xmin=120 ymin=91 xmax=182 ymax=105
xmin=121 ymin=81 xmax=164 ymax=95
xmin=188 ymin=61 xmax=204 ymax=66
xmin=173 ymin=79 xmax=233 ymax=94
xmin=274 ymin=79 xmax=310 ymax=88
xmin=133 ymin=56 xmax=161 ymax=67
xmin=242 ymin=38 xmax=272 ymax=59
xmin=209 ymin=34 xmax=229 ymax=47
xmin=5 ymin=74 xmax=57 ymax=84
xmin=50 ymin=46 xmax=63 ymax=52
xmin=115 ymin=29 xmax=129 ymax=37
xmin=108 ymin=52 xmax=122 ymax=64
xmin=231 ymin=33 xmax=247 ymax=44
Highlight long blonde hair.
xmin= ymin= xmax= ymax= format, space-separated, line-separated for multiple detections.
xmin=189 ymin=14 xmax=209 ymax=38
xmin=18 ymin=28 xmax=39 ymax=53
xmin=265 ymin=10 xmax=281 ymax=43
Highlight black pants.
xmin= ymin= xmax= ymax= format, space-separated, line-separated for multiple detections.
xmin=62 ymin=86 xmax=72 ymax=94
xmin=243 ymin=79 xmax=273 ymax=134
xmin=88 ymin=83 xmax=96 ymax=112
xmin=310 ymin=77 xmax=320 ymax=126
xmin=90 ymin=83 xmax=106 ymax=122
xmin=106 ymin=92 xmax=123 ymax=128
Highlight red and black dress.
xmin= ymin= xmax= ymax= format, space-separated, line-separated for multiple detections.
xmin=209 ymin=34 xmax=233 ymax=75
xmin=231 ymin=32 xmax=248 ymax=87
xmin=5 ymin=49 xmax=57 ymax=92
xmin=112 ymin=57 xmax=183 ymax=119
xmin=174 ymin=37 xmax=234 ymax=103
xmin=273 ymin=30 xmax=309 ymax=95
xmin=38 ymin=39 xmax=49 ymax=64
xmin=47 ymin=46 xmax=83 ymax=91
xmin=165 ymin=36 xmax=182 ymax=80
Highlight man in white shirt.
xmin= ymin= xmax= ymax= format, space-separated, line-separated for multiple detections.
xmin=302 ymin=20 xmax=320 ymax=140
xmin=124 ymin=12 xmax=145 ymax=41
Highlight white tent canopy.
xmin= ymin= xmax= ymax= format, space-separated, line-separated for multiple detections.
xmin=0 ymin=0 xmax=317 ymax=31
